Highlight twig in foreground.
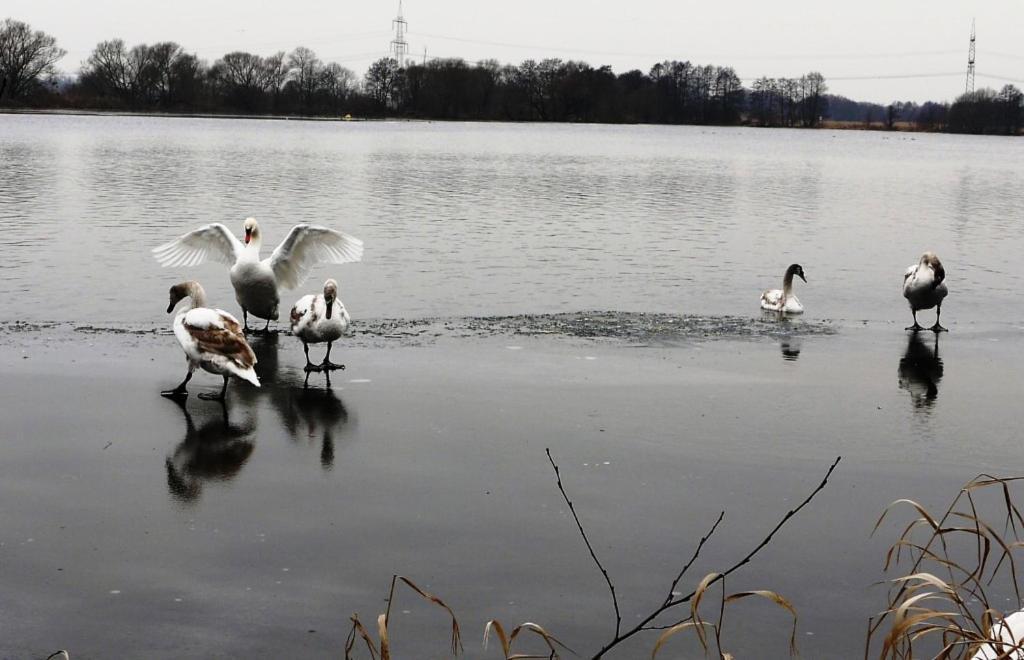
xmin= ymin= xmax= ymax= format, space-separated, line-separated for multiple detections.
xmin=587 ymin=455 xmax=842 ymax=659
xmin=547 ymin=447 xmax=623 ymax=639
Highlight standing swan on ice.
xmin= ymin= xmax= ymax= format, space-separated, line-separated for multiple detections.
xmin=152 ymin=218 xmax=363 ymax=333
xmin=903 ymin=251 xmax=948 ymax=332
xmin=290 ymin=278 xmax=350 ymax=372
xmin=162 ymin=281 xmax=260 ymax=401
xmin=760 ymin=264 xmax=807 ymax=314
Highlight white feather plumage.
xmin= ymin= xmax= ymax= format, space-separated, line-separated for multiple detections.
xmin=153 ymin=218 xmax=363 ymax=323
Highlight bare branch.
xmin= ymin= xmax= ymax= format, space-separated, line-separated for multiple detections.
xmin=589 ymin=455 xmax=841 ymax=658
xmin=663 ymin=511 xmax=726 ymax=608
xmin=664 ymin=456 xmax=842 ymax=610
xmin=546 ymin=447 xmax=622 ymax=638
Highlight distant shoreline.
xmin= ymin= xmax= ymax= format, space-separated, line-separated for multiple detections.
xmin=0 ymin=107 xmax=369 ymax=123
xmin=3 ymin=107 xmax=1019 ymax=134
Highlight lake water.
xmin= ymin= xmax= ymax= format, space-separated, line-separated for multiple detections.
xmin=2 ymin=114 xmax=1024 ymax=659
xmin=2 ymin=114 xmax=1023 ymax=326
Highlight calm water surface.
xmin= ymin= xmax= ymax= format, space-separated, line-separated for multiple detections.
xmin=1 ymin=114 xmax=1022 ymax=326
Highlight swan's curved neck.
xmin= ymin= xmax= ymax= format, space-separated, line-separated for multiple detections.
xmin=783 ymin=271 xmax=795 ymax=297
xmin=243 ymin=235 xmax=261 ymax=258
xmin=186 ymin=282 xmax=208 ymax=309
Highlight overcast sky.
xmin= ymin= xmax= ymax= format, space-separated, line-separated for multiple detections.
xmin=6 ymin=0 xmax=1023 ymax=104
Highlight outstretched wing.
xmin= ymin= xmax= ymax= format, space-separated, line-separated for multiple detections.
xmin=152 ymin=223 xmax=243 ymax=268
xmin=268 ymin=224 xmax=364 ymax=290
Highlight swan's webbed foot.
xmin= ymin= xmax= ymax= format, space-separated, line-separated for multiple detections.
xmin=248 ymin=319 xmax=276 ymax=336
xmin=304 ymin=362 xmax=323 ymax=373
xmin=930 ymin=323 xmax=948 ymax=333
xmin=161 ymin=371 xmax=193 ymax=398
xmin=198 ymin=377 xmax=229 ymax=401
xmin=905 ymin=323 xmax=924 ymax=332
xmin=321 ymin=342 xmax=344 ymax=371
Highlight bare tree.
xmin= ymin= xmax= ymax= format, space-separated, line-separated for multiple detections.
xmin=318 ymin=62 xmax=357 ymax=115
xmin=0 ymin=18 xmax=65 ymax=101
xmin=885 ymin=102 xmax=901 ymax=130
xmin=864 ymin=107 xmax=875 ymax=129
xmin=211 ymin=51 xmax=271 ymax=111
xmin=801 ymin=71 xmax=828 ymax=127
xmin=213 ymin=52 xmax=263 ymax=89
xmin=168 ymin=52 xmax=205 ymax=107
xmin=260 ymin=51 xmax=288 ymax=100
xmin=81 ymin=39 xmax=133 ymax=100
xmin=998 ymin=84 xmax=1023 ymax=135
xmin=287 ymin=46 xmax=322 ymax=113
xmin=80 ymin=39 xmax=156 ymax=106
xmin=364 ymin=57 xmax=398 ymax=110
xmin=147 ymin=41 xmax=185 ymax=107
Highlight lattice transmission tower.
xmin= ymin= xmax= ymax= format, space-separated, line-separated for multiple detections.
xmin=391 ymin=1 xmax=409 ymax=67
xmin=966 ymin=18 xmax=976 ymax=94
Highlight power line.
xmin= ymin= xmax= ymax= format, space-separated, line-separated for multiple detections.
xmin=321 ymin=50 xmax=393 ymax=63
xmin=736 ymin=71 xmax=963 ymax=83
xmin=414 ymin=31 xmax=961 ymax=62
xmin=985 ymin=50 xmax=1024 ymax=61
xmin=977 ymin=72 xmax=1024 ymax=84
xmin=186 ymin=30 xmax=391 ymax=54
xmin=60 ymin=31 xmax=393 ymax=60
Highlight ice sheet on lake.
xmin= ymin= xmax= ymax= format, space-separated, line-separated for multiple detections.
xmin=0 ymin=311 xmax=835 ymax=348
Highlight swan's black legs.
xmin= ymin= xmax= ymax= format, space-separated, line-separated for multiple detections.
xmin=906 ymin=310 xmax=923 ymax=332
xmin=304 ymin=369 xmax=332 ymax=389
xmin=930 ymin=304 xmax=948 ymax=333
xmin=246 ymin=316 xmax=273 ymax=336
xmin=198 ymin=375 xmax=229 ymax=401
xmin=303 ymin=342 xmax=322 ymax=372
xmin=161 ymin=368 xmax=193 ymax=398
xmin=321 ymin=341 xmax=345 ymax=371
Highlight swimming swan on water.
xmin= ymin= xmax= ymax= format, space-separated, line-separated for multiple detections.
xmin=760 ymin=264 xmax=807 ymax=314
xmin=161 ymin=280 xmax=260 ymax=401
xmin=903 ymin=251 xmax=948 ymax=332
xmin=290 ymin=278 xmax=351 ymax=372
xmin=152 ymin=218 xmax=363 ymax=333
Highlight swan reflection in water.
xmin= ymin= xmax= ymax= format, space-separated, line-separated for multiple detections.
xmin=165 ymin=398 xmax=256 ymax=503
xmin=760 ymin=310 xmax=803 ymax=362
xmin=237 ymin=333 xmax=353 ymax=470
xmin=779 ymin=335 xmax=802 ymax=361
xmin=898 ymin=332 xmax=944 ymax=411
xmin=280 ymin=371 xmax=350 ymax=470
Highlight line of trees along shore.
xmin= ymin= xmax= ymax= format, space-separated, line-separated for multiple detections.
xmin=2 ymin=17 xmax=1021 ymax=135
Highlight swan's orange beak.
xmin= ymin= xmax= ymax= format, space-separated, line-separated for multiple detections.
xmin=244 ymin=229 xmax=251 ymax=244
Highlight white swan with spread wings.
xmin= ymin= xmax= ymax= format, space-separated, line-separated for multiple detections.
xmin=153 ymin=218 xmax=363 ymax=333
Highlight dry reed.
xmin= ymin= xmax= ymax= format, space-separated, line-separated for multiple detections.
xmin=868 ymin=475 xmax=1024 ymax=659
